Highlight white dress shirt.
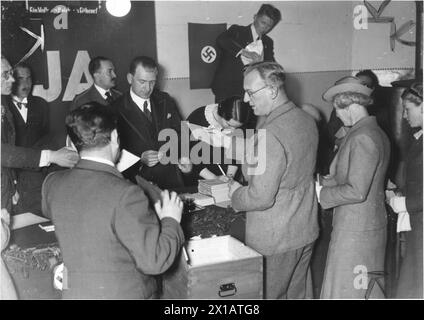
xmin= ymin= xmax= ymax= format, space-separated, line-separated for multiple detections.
xmin=11 ymin=95 xmax=28 ymax=123
xmin=81 ymin=156 xmax=115 ymax=168
xmin=130 ymin=89 xmax=151 ymax=113
xmin=94 ymin=84 xmax=111 ymax=100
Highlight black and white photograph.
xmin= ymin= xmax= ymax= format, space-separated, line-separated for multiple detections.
xmin=0 ymin=0 xmax=422 ymax=305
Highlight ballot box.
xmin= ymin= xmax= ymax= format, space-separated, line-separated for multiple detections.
xmin=161 ymin=235 xmax=263 ymax=299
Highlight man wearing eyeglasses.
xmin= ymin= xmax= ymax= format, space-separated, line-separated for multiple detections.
xmin=228 ymin=61 xmax=319 ymax=299
xmin=211 ymin=4 xmax=281 ymax=103
xmin=112 ymin=56 xmax=187 ymax=190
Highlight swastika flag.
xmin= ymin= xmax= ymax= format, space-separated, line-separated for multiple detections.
xmin=188 ymin=23 xmax=227 ymax=89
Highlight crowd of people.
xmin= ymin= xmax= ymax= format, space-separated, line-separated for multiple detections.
xmin=1 ymin=3 xmax=422 ymax=300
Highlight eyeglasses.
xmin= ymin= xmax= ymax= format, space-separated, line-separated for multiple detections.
xmin=245 ymin=85 xmax=268 ymax=98
xmin=1 ymin=70 xmax=13 ymax=80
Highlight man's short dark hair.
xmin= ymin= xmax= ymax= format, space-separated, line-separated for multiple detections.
xmin=14 ymin=61 xmax=32 ymax=76
xmin=66 ymin=102 xmax=117 ymax=152
xmin=355 ymin=69 xmax=380 ymax=89
xmin=129 ymin=56 xmax=158 ymax=75
xmin=257 ymin=4 xmax=281 ymax=24
xmin=88 ymin=56 xmax=110 ymax=77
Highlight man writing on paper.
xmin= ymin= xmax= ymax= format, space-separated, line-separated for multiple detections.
xmin=228 ymin=62 xmax=318 ymax=299
xmin=211 ymin=4 xmax=281 ymax=103
xmin=42 ymin=102 xmax=184 ymax=299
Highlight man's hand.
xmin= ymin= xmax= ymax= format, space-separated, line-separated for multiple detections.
xmin=228 ymin=180 xmax=242 ymax=198
xmin=50 ymin=147 xmax=79 ymax=167
xmin=241 ymin=49 xmax=262 ymax=63
xmin=141 ymin=150 xmax=161 ymax=167
xmin=177 ymin=157 xmax=193 ymax=174
xmin=154 ymin=190 xmax=183 ymax=223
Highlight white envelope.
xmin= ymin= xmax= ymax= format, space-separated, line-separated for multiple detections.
xmin=116 ymin=149 xmax=140 ymax=172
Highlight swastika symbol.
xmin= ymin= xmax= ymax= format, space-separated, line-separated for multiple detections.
xmin=201 ymin=46 xmax=217 ymax=63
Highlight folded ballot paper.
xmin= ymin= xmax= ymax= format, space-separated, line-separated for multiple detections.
xmin=240 ymin=39 xmax=264 ymax=66
xmin=198 ymin=179 xmax=231 ymax=204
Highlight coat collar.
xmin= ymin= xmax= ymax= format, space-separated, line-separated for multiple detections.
xmin=259 ymin=100 xmax=296 ymax=129
xmin=75 ymin=159 xmax=122 ymax=178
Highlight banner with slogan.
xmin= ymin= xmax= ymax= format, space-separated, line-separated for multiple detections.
xmin=188 ymin=23 xmax=227 ymax=89
xmin=1 ymin=0 xmax=156 ymax=135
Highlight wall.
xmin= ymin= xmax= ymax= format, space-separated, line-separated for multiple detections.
xmin=155 ymin=0 xmax=416 ymax=119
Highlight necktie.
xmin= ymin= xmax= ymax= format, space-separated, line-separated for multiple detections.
xmin=105 ymin=91 xmax=113 ymax=104
xmin=14 ymin=100 xmax=27 ymax=110
xmin=143 ymin=100 xmax=152 ymax=122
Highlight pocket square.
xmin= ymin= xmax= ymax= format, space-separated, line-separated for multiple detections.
xmin=167 ymin=113 xmax=172 ymax=119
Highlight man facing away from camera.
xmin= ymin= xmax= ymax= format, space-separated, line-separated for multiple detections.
xmin=41 ymin=102 xmax=184 ymax=299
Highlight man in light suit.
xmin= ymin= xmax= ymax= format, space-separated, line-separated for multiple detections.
xmin=113 ymin=56 xmax=188 ymax=190
xmin=229 ymin=62 xmax=319 ymax=299
xmin=211 ymin=4 xmax=281 ymax=103
xmin=70 ymin=56 xmax=121 ymax=111
xmin=42 ymin=102 xmax=185 ymax=299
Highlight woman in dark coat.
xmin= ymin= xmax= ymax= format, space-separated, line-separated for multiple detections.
xmin=318 ymin=76 xmax=390 ymax=299
xmin=388 ymin=82 xmax=423 ymax=299
xmin=184 ymin=96 xmax=251 ymax=186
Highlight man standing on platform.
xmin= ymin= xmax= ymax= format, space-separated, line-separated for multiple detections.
xmin=70 ymin=56 xmax=121 ymax=111
xmin=113 ymin=56 xmax=189 ymax=190
xmin=42 ymin=103 xmax=184 ymax=299
xmin=229 ymin=61 xmax=319 ymax=299
xmin=211 ymin=4 xmax=281 ymax=103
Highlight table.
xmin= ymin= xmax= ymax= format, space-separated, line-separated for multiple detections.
xmin=3 ymin=206 xmax=245 ymax=299
xmin=3 ymin=224 xmax=61 ymax=300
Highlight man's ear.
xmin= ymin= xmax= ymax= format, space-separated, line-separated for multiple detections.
xmin=269 ymin=85 xmax=278 ymax=100
xmin=126 ymin=73 xmax=132 ymax=85
xmin=111 ymin=129 xmax=119 ymax=145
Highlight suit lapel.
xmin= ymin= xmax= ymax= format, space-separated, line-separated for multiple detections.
xmin=150 ymin=91 xmax=165 ymax=133
xmin=89 ymin=86 xmax=108 ymax=106
xmin=243 ymin=25 xmax=254 ymax=47
xmin=120 ymin=93 xmax=156 ymax=147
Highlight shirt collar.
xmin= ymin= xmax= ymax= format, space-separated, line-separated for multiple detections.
xmin=130 ymin=89 xmax=150 ymax=111
xmin=413 ymin=129 xmax=423 ymax=140
xmin=94 ymin=84 xmax=109 ymax=99
xmin=12 ymin=95 xmax=28 ymax=104
xmin=80 ymin=156 xmax=115 ymax=167
xmin=251 ymin=24 xmax=260 ymax=41
xmin=204 ymin=103 xmax=222 ymax=129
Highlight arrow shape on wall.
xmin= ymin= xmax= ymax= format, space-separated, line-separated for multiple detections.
xmin=390 ymin=20 xmax=416 ymax=51
xmin=364 ymin=0 xmax=391 ymax=19
xmin=18 ymin=24 xmax=45 ymax=64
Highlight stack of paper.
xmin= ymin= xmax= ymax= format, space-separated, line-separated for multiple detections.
xmin=198 ymin=179 xmax=230 ymax=203
xmin=181 ymin=192 xmax=215 ymax=207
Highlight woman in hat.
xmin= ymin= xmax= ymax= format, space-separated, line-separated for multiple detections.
xmin=317 ymin=76 xmax=391 ymax=299
xmin=388 ymin=82 xmax=422 ymax=299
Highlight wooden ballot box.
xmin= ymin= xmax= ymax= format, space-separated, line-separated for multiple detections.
xmin=161 ymin=235 xmax=263 ymax=299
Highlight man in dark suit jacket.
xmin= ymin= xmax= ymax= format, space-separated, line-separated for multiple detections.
xmin=113 ymin=56 xmax=189 ymax=190
xmin=1 ymin=58 xmax=79 ymax=215
xmin=70 ymin=56 xmax=121 ymax=111
xmin=211 ymin=4 xmax=281 ymax=103
xmin=42 ymin=103 xmax=184 ymax=299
